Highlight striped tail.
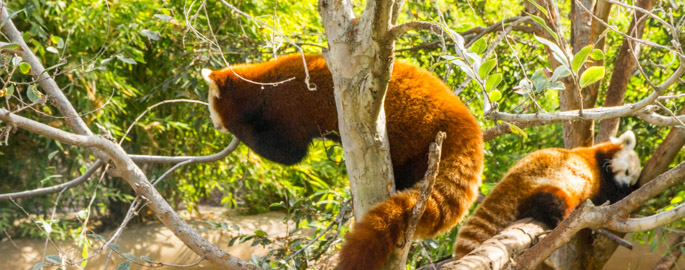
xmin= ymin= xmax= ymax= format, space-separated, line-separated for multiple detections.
xmin=452 ymin=195 xmax=518 ymax=259
xmin=338 ymin=153 xmax=482 ymax=270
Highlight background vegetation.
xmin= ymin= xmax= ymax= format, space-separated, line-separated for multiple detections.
xmin=0 ymin=0 xmax=682 ymax=269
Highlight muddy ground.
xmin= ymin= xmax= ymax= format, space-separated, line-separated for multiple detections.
xmin=0 ymin=206 xmax=681 ymax=269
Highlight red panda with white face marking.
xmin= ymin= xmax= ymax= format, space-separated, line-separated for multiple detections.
xmin=201 ymin=54 xmax=484 ymax=270
xmin=453 ymin=131 xmax=641 ymax=259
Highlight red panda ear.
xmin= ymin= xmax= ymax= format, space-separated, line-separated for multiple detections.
xmin=201 ymin=68 xmax=220 ymax=98
xmin=610 ymin=131 xmax=636 ymax=149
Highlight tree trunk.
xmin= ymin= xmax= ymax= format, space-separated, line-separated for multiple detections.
xmin=318 ymin=0 xmax=397 ymax=220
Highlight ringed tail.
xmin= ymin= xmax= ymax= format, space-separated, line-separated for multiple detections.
xmin=339 ymin=151 xmax=483 ymax=270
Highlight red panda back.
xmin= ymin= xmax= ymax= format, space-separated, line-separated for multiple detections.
xmin=453 ymin=139 xmax=636 ymax=259
xmin=203 ymin=55 xmax=484 ymax=270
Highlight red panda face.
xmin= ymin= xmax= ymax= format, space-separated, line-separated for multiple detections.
xmin=201 ymin=68 xmax=229 ymax=133
xmin=609 ymin=131 xmax=641 ymax=187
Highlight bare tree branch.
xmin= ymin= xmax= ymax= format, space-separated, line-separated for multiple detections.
xmin=385 ymin=132 xmax=445 ymax=269
xmin=129 ymin=138 xmax=239 ymax=164
xmin=487 ymin=53 xmax=685 ymax=123
xmin=388 ymin=21 xmax=443 ymax=40
xmin=395 ymin=17 xmax=532 ymax=52
xmin=0 ymin=3 xmax=92 ymax=136
xmin=0 ymin=108 xmax=258 ymax=269
xmin=0 ymin=160 xmax=104 ymax=200
xmin=482 ymin=120 xmax=556 ymax=141
xmin=443 ymin=219 xmax=548 ymax=270
xmin=605 ymin=204 xmax=685 ymax=232
xmin=150 ymin=137 xmax=240 ymax=185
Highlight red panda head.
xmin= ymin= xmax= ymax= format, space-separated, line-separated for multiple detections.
xmin=201 ymin=68 xmax=229 ymax=133
xmin=608 ymin=131 xmax=640 ymax=187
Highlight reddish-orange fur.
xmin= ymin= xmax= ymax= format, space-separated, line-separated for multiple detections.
xmin=453 ymin=140 xmax=638 ymax=259
xmin=204 ymin=55 xmax=484 ymax=270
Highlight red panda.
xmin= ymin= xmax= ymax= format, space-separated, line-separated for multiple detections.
xmin=201 ymin=54 xmax=484 ymax=270
xmin=453 ymin=131 xmax=641 ymax=259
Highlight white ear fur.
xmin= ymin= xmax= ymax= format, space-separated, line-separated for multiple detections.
xmin=201 ymin=68 xmax=220 ymax=98
xmin=610 ymin=131 xmax=636 ymax=149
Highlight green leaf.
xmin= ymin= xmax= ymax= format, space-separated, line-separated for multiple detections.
xmin=141 ymin=256 xmax=154 ymax=263
xmin=88 ymin=233 xmax=105 ymax=241
xmin=579 ymin=66 xmax=605 ymax=88
xmin=507 ymin=123 xmax=528 ymax=138
xmin=5 ymin=85 xmax=14 ymax=98
xmin=469 ymin=38 xmax=487 ymax=55
xmin=19 ymin=62 xmax=31 ymax=74
xmin=81 ymin=245 xmax=88 ymax=269
xmin=45 ymin=255 xmax=61 ymax=264
xmin=526 ymin=0 xmax=549 ymax=16
xmin=11 ymin=56 xmax=22 ymax=66
xmin=0 ymin=9 xmax=24 ymax=29
xmin=140 ymin=29 xmax=161 ymax=41
xmin=254 ymin=230 xmax=267 ymax=237
xmin=489 ymin=90 xmax=502 ymax=101
xmin=548 ymin=81 xmax=565 ymax=90
xmin=48 ymin=150 xmax=59 ymax=160
xmin=32 ymin=262 xmax=47 ymax=270
xmin=116 ymin=261 xmax=131 ymax=270
xmin=107 ymin=243 xmax=122 ymax=253
xmin=27 ymin=85 xmax=42 ymax=103
xmin=122 ymin=253 xmax=139 ymax=262
xmin=534 ymin=35 xmax=569 ymax=68
xmin=1 ymin=43 xmax=20 ymax=50
xmin=590 ymin=49 xmax=605 ymax=60
xmin=478 ymin=59 xmax=497 ymax=79
xmin=51 ymin=36 xmax=64 ymax=48
xmin=551 ymin=66 xmax=571 ymax=81
xmin=572 ymin=45 xmax=593 ymax=73
xmin=116 ymin=55 xmax=136 ymax=65
xmin=530 ymin=15 xmax=558 ymax=42
xmin=154 ymin=14 xmax=172 ymax=21
xmin=485 ymin=73 xmax=503 ymax=92
xmin=451 ymin=58 xmax=477 ymax=81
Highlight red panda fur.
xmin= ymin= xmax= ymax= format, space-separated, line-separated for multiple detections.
xmin=202 ymin=54 xmax=484 ymax=270
xmin=453 ymin=131 xmax=640 ymax=259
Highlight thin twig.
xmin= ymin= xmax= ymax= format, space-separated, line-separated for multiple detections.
xmin=0 ymin=160 xmax=104 ymax=200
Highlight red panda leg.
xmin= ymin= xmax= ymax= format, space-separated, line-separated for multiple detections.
xmin=516 ymin=187 xmax=576 ymax=228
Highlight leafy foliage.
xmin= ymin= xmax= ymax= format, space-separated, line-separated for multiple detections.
xmin=0 ymin=0 xmax=683 ymax=269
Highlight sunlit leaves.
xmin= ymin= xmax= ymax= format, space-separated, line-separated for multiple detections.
xmin=154 ymin=14 xmax=172 ymax=21
xmin=572 ymin=45 xmax=593 ymax=73
xmin=590 ymin=49 xmax=605 ymax=61
xmin=470 ymin=38 xmax=487 ymax=55
xmin=116 ymin=55 xmax=136 ymax=65
xmin=1 ymin=43 xmax=20 ymax=50
xmin=490 ymin=90 xmax=502 ymax=101
xmin=579 ymin=66 xmax=605 ymax=88
xmin=27 ymin=85 xmax=42 ymax=103
xmin=19 ymin=62 xmax=31 ymax=74
xmin=534 ymin=35 xmax=569 ymax=68
xmin=526 ymin=0 xmax=549 ymax=16
xmin=507 ymin=123 xmax=528 ymax=138
xmin=486 ymin=73 xmax=503 ymax=92
xmin=530 ymin=15 xmax=558 ymax=42
xmin=478 ymin=59 xmax=497 ymax=79
xmin=140 ymin=29 xmax=161 ymax=41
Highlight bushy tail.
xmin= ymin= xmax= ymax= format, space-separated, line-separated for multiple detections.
xmin=452 ymin=194 xmax=518 ymax=259
xmin=338 ymin=154 xmax=482 ymax=270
